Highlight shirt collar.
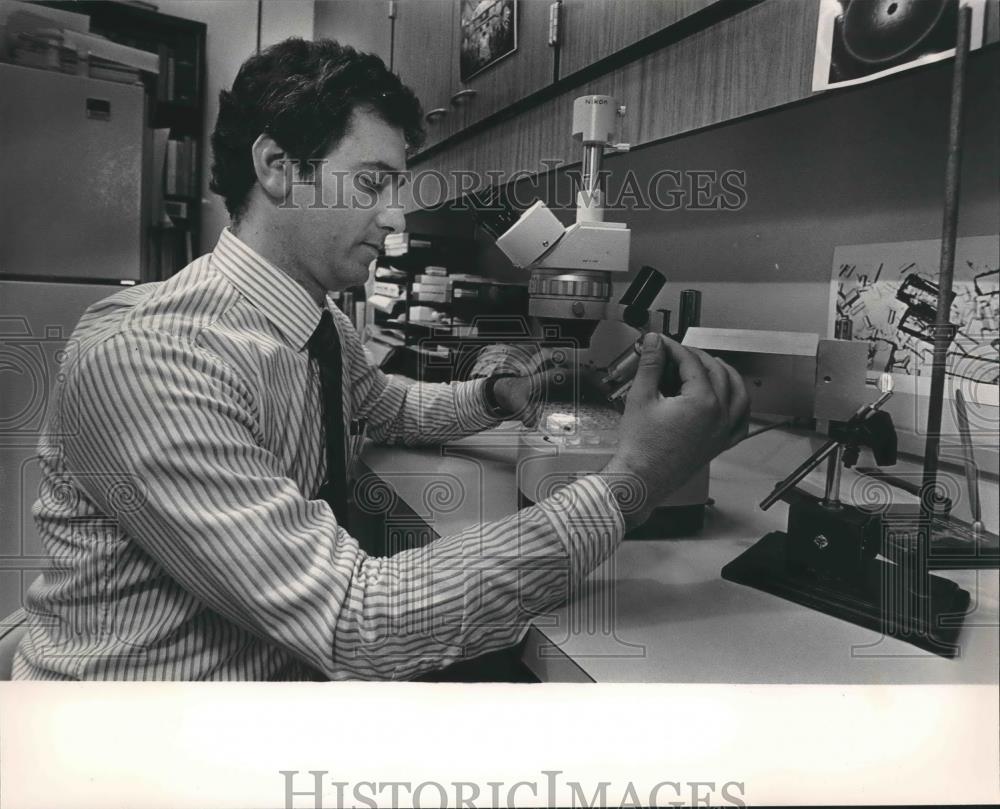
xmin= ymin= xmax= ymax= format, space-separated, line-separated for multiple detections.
xmin=211 ymin=228 xmax=322 ymax=351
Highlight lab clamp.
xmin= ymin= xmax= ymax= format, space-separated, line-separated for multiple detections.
xmin=724 ymin=6 xmax=998 ymax=658
xmin=720 ymin=370 xmax=997 ymax=658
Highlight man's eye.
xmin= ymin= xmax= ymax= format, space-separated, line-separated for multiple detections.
xmin=358 ymin=174 xmax=385 ymax=193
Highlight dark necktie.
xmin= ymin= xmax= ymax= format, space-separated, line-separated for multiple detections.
xmin=308 ymin=309 xmax=350 ymax=530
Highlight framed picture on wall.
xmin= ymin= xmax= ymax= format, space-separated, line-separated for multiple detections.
xmin=460 ymin=0 xmax=517 ymax=82
xmin=812 ymin=0 xmax=985 ymax=92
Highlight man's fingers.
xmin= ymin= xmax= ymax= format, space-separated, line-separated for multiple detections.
xmin=718 ymin=359 xmax=751 ymax=442
xmin=629 ymin=332 xmax=668 ymax=403
xmin=689 ymin=347 xmax=730 ymax=405
xmin=658 ymin=336 xmax=713 ymax=398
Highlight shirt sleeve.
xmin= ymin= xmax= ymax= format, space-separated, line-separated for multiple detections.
xmin=331 ymin=307 xmax=503 ymax=446
xmin=63 ymin=330 xmax=625 ymax=680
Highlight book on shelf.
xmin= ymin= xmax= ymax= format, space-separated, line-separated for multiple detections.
xmin=165 ymin=136 xmax=197 ymax=197
xmin=155 ymin=44 xmax=197 ymax=104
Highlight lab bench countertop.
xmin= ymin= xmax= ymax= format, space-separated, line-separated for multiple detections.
xmin=358 ymin=425 xmax=999 ymax=684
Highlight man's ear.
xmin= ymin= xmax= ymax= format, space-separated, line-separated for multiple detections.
xmin=250 ymin=133 xmax=293 ymax=203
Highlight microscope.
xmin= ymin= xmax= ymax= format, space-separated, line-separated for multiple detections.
xmin=470 ymin=95 xmax=879 ymax=537
xmin=468 ymin=95 xmax=713 ymax=535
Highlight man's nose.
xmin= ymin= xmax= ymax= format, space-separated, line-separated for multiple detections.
xmin=375 ymin=201 xmax=405 ymax=235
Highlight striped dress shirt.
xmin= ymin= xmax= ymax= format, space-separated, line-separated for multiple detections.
xmin=14 ymin=229 xmax=624 ymax=680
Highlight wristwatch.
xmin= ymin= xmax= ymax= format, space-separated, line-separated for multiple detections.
xmin=482 ymin=373 xmax=518 ymax=419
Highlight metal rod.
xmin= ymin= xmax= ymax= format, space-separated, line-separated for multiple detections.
xmin=857 ymin=388 xmax=894 ymax=418
xmin=760 ymin=440 xmax=839 ymax=511
xmin=822 ymin=445 xmax=845 ymax=508
xmin=581 ymin=143 xmax=602 ymax=195
xmin=921 ymin=5 xmax=972 ymax=530
xmin=954 ymin=387 xmax=984 ymax=535
xmin=577 ymin=143 xmax=606 ymax=223
xmin=760 ymin=383 xmax=895 ymax=512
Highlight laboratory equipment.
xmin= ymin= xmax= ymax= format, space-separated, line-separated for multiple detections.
xmin=722 ymin=5 xmax=996 ymax=656
xmin=472 ymin=94 xmax=633 ymax=348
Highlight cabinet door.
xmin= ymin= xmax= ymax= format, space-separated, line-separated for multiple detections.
xmin=313 ymin=0 xmax=393 ymax=64
xmin=392 ymin=0 xmax=460 ymax=149
xmin=450 ymin=0 xmax=555 ymax=131
xmin=558 ymin=0 xmax=723 ymax=77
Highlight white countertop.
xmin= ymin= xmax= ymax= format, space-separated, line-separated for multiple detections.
xmin=359 ymin=424 xmax=999 ymax=684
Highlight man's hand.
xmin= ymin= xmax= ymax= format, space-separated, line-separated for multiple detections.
xmin=600 ymin=332 xmax=750 ymax=528
xmin=493 ymin=363 xmax=573 ymax=427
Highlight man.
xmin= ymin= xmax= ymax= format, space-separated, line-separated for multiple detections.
xmin=14 ymin=39 xmax=748 ymax=680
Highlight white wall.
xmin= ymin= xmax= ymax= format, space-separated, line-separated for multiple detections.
xmin=155 ymin=0 xmax=314 ymax=251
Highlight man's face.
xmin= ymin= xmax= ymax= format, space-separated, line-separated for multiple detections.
xmin=284 ymin=107 xmax=407 ymax=295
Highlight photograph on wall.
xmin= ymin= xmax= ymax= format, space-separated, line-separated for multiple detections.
xmin=460 ymin=0 xmax=517 ymax=81
xmin=812 ymin=0 xmax=985 ymax=92
xmin=828 ymin=236 xmax=999 ymax=405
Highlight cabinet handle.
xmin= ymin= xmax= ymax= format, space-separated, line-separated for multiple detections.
xmin=424 ymin=108 xmax=448 ymax=123
xmin=449 ymin=88 xmax=478 ymax=106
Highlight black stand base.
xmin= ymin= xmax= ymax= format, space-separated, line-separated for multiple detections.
xmin=722 ymin=532 xmax=971 ymax=658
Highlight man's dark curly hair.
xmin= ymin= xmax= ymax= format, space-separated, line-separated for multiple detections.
xmin=210 ymin=38 xmax=425 ymax=221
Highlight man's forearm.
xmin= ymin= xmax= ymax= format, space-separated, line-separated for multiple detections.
xmin=367 ymin=377 xmax=502 ymax=447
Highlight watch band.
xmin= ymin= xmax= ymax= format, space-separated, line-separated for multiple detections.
xmin=482 ymin=373 xmax=517 ymax=418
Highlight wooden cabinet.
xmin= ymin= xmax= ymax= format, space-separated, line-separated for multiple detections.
xmin=410 ymin=0 xmax=823 ymax=191
xmin=616 ymin=0 xmax=819 ymax=146
xmin=392 ymin=0 xmax=462 ymax=149
xmin=448 ymin=0 xmax=556 ymax=130
xmin=393 ymin=0 xmax=557 ymax=152
xmin=313 ymin=0 xmax=393 ymax=66
xmin=411 ymin=0 xmax=1000 ymax=215
xmin=558 ymin=0 xmax=724 ymax=77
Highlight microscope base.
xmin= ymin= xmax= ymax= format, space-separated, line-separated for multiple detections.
xmin=722 ymin=531 xmax=971 ymax=658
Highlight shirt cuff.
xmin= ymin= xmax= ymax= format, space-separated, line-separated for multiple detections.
xmin=456 ymin=377 xmax=506 ymax=432
xmin=533 ymin=474 xmax=626 ymax=578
